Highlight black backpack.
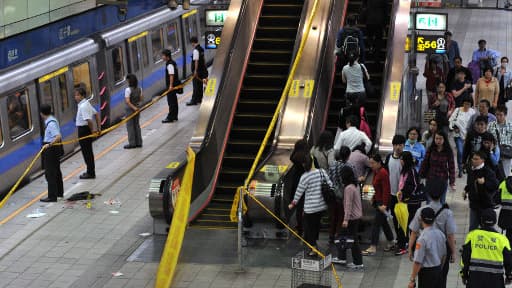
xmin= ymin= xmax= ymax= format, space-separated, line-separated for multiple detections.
xmin=340 ymin=27 xmax=360 ymax=56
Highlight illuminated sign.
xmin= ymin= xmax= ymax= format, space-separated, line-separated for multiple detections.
xmin=205 ymin=10 xmax=227 ymax=26
xmin=405 ymin=35 xmax=446 ymax=54
xmin=205 ymin=30 xmax=221 ymax=49
xmin=415 ymin=13 xmax=447 ymax=31
xmin=413 ymin=0 xmax=442 ymax=7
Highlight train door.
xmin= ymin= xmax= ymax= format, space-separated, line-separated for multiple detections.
xmin=71 ymin=61 xmax=101 ymax=126
xmin=37 ymin=67 xmax=76 ymax=154
xmin=181 ymin=10 xmax=200 ymax=76
xmin=127 ymin=32 xmax=151 ymax=89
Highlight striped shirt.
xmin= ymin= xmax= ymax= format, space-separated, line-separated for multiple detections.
xmin=293 ymin=169 xmax=331 ymax=214
xmin=488 ymin=120 xmax=512 ymax=147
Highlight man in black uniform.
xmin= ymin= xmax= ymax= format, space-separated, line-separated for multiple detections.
xmin=161 ymin=49 xmax=180 ymax=123
xmin=187 ymin=36 xmax=208 ymax=106
xmin=460 ymin=208 xmax=512 ymax=288
xmin=40 ymin=104 xmax=64 ymax=202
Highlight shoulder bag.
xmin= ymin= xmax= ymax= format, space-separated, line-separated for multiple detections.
xmin=494 ymin=125 xmax=512 ymax=159
xmin=319 ymin=170 xmax=336 ymax=204
xmin=360 ymin=64 xmax=375 ymax=99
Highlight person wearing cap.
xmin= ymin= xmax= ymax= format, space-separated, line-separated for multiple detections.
xmin=444 ymin=31 xmax=460 ymax=69
xmin=161 ymin=49 xmax=180 ymax=123
xmin=408 ymin=181 xmax=457 ymax=288
xmin=464 ymin=150 xmax=499 ymax=231
xmin=407 ymin=207 xmax=446 ymax=288
xmin=460 ymin=208 xmax=512 ymax=288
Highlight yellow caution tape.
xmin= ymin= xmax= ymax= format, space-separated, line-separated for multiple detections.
xmin=155 ymin=147 xmax=195 ymax=288
xmin=0 ymin=77 xmax=194 ymax=210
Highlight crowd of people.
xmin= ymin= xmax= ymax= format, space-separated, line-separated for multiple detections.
xmin=285 ymin=11 xmax=512 ymax=287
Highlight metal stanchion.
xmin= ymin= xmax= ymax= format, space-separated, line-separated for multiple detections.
xmin=237 ymin=187 xmax=244 ymax=272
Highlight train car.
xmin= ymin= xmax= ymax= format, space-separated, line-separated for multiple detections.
xmin=0 ymin=3 xmax=215 ymax=195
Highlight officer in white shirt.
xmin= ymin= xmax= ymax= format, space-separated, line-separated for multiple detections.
xmin=74 ymin=87 xmax=101 ymax=179
xmin=187 ymin=36 xmax=208 ymax=106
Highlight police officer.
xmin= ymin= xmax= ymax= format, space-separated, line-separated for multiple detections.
xmin=498 ymin=176 xmax=512 ymax=245
xmin=460 ymin=208 xmax=512 ymax=288
xmin=161 ymin=49 xmax=180 ymax=123
xmin=408 ymin=181 xmax=457 ymax=288
xmin=75 ymin=87 xmax=101 ymax=179
xmin=187 ymin=36 xmax=208 ymax=106
xmin=408 ymin=207 xmax=447 ymax=288
xmin=40 ymin=104 xmax=64 ymax=202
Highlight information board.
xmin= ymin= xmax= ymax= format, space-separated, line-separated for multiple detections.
xmin=205 ymin=30 xmax=222 ymax=49
xmin=415 ymin=13 xmax=448 ymax=31
xmin=205 ymin=10 xmax=227 ymax=26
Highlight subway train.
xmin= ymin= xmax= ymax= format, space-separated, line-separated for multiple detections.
xmin=0 ymin=3 xmax=216 ymax=195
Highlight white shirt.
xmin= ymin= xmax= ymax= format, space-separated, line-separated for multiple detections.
xmin=193 ymin=49 xmax=199 ymax=61
xmin=76 ymin=99 xmax=96 ymax=127
xmin=166 ymin=64 xmax=175 ymax=75
xmin=333 ymin=126 xmax=372 ymax=154
xmin=448 ymin=107 xmax=476 ymax=139
xmin=124 ymin=87 xmax=131 ymax=99
xmin=342 ymin=63 xmax=366 ymax=93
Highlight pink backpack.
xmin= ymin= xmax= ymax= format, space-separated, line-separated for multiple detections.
xmin=359 ymin=106 xmax=372 ymax=140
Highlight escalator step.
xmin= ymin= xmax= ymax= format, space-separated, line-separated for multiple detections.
xmin=229 ymin=125 xmax=268 ymax=139
xmin=246 ymin=61 xmax=290 ymax=74
xmin=250 ymin=49 xmax=293 ymax=63
xmin=259 ymin=15 xmax=300 ymax=27
xmin=261 ymin=4 xmax=303 ymax=16
xmin=240 ymin=87 xmax=283 ymax=99
xmin=243 ymin=74 xmax=288 ymax=87
xmin=256 ymin=27 xmax=298 ymax=39
xmin=232 ymin=114 xmax=273 ymax=126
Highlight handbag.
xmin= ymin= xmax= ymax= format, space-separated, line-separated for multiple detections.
xmin=319 ymin=170 xmax=336 ymax=204
xmin=360 ymin=64 xmax=375 ymax=98
xmin=493 ymin=125 xmax=512 ymax=158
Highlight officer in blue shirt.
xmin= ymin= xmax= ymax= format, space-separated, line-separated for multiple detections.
xmin=40 ymin=104 xmax=63 ymax=202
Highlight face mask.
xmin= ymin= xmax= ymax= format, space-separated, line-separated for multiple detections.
xmin=409 ymin=139 xmax=416 ymax=145
xmin=502 ymin=63 xmax=508 ymax=68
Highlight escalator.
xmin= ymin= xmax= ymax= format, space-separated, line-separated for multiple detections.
xmin=190 ymin=0 xmax=304 ymax=229
xmin=326 ymin=0 xmax=393 ymax=136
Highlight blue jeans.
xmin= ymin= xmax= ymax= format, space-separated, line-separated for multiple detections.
xmin=454 ymin=137 xmax=464 ymax=172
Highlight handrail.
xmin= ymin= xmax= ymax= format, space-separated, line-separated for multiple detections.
xmin=241 ymin=0 xmax=321 ymax=189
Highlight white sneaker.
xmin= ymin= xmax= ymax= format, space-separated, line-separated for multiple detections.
xmin=331 ymin=257 xmax=346 ymax=265
xmin=346 ymin=263 xmax=364 ymax=270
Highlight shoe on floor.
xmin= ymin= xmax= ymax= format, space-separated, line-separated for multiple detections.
xmin=395 ymin=248 xmax=407 ymax=256
xmin=331 ymin=257 xmax=347 ymax=265
xmin=362 ymin=247 xmax=376 ymax=256
xmin=135 ymin=144 xmax=143 ymax=148
xmin=383 ymin=243 xmax=396 ymax=252
xmin=458 ymin=171 xmax=463 ymax=178
xmin=40 ymin=197 xmax=57 ymax=202
xmin=124 ymin=145 xmax=136 ymax=149
xmin=186 ymin=101 xmax=198 ymax=106
xmin=79 ymin=173 xmax=95 ymax=179
xmin=346 ymin=263 xmax=364 ymax=270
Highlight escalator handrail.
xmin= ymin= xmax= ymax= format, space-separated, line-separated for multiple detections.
xmin=242 ymin=0 xmax=322 ymax=189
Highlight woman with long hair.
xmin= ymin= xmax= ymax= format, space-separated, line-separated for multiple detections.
xmin=342 ymin=50 xmax=369 ymax=108
xmin=311 ymin=131 xmax=336 ymax=170
xmin=287 ymin=139 xmax=310 ymax=235
xmin=429 ymin=82 xmax=455 ymax=134
xmin=404 ymin=127 xmax=425 ymax=171
xmin=124 ymin=74 xmax=143 ymax=149
xmin=421 ymin=119 xmax=439 ymax=149
xmin=332 ymin=166 xmax=363 ymax=269
xmin=396 ymin=151 xmax=422 ymax=255
xmin=288 ymin=156 xmax=332 ymax=256
xmin=419 ymin=132 xmax=456 ymax=204
xmin=362 ymin=154 xmax=395 ymax=255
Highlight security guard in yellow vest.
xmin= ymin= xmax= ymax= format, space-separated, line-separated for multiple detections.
xmin=498 ymin=177 xmax=512 ymax=245
xmin=460 ymin=208 xmax=512 ymax=288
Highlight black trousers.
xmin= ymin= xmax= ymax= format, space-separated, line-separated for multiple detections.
xmin=337 ymin=219 xmax=363 ymax=265
xmin=418 ymin=265 xmax=442 ymax=288
xmin=371 ymin=207 xmax=394 ymax=245
xmin=366 ymin=24 xmax=383 ymax=54
xmin=43 ymin=146 xmax=63 ymax=199
xmin=166 ymin=91 xmax=178 ymax=121
xmin=440 ymin=243 xmax=451 ymax=288
xmin=303 ymin=211 xmax=323 ymax=248
xmin=390 ymin=196 xmax=407 ymax=249
xmin=191 ymin=77 xmax=203 ymax=103
xmin=78 ymin=126 xmax=95 ymax=176
xmin=467 ymin=271 xmax=505 ymax=288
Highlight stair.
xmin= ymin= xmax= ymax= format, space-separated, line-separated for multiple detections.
xmin=326 ymin=0 xmax=393 ymax=138
xmin=190 ymin=0 xmax=304 ymax=229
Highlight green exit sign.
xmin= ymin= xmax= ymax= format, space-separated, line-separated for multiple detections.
xmin=205 ymin=10 xmax=227 ymax=27
xmin=415 ymin=13 xmax=447 ymax=31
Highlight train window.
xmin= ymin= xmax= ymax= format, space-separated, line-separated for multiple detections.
xmin=189 ymin=18 xmax=198 ymax=41
xmin=111 ymin=47 xmax=125 ymax=83
xmin=40 ymin=81 xmax=55 ymax=113
xmin=0 ymin=118 xmax=2 ymax=145
xmin=58 ymin=74 xmax=69 ymax=111
xmin=130 ymin=43 xmax=140 ymax=72
xmin=141 ymin=37 xmax=149 ymax=67
xmin=7 ymin=89 xmax=31 ymax=139
xmin=151 ymin=28 xmax=163 ymax=63
xmin=166 ymin=22 xmax=180 ymax=55
xmin=72 ymin=62 xmax=93 ymax=97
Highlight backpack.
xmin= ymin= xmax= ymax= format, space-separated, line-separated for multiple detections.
xmin=129 ymin=87 xmax=142 ymax=105
xmin=359 ymin=106 xmax=372 ymax=140
xmin=341 ymin=27 xmax=360 ymax=56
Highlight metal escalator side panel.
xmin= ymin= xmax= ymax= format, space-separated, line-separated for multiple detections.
xmin=375 ymin=0 xmax=411 ymax=154
xmin=188 ymin=0 xmax=265 ymax=223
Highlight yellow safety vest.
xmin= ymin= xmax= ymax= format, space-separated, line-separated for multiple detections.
xmin=500 ymin=181 xmax=512 ymax=211
xmin=462 ymin=229 xmax=511 ymax=274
